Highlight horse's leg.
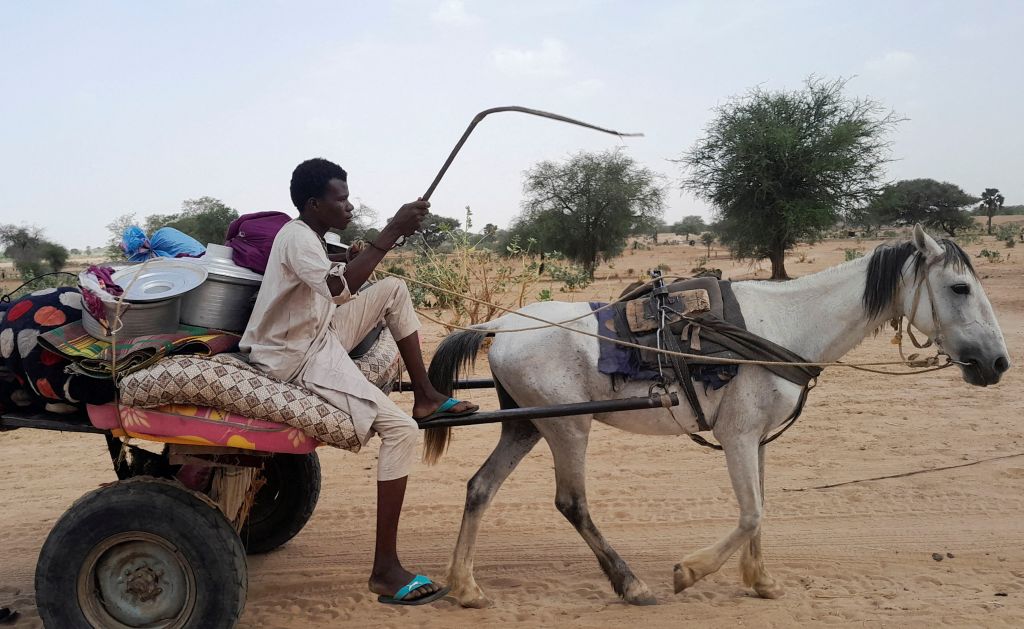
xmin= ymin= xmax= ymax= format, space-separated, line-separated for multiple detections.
xmin=673 ymin=431 xmax=763 ymax=593
xmin=542 ymin=419 xmax=657 ymax=605
xmin=737 ymin=444 xmax=784 ymax=598
xmin=449 ymin=420 xmax=541 ymax=608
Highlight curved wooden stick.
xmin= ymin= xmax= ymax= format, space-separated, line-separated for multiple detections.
xmin=422 ymin=106 xmax=644 ymax=201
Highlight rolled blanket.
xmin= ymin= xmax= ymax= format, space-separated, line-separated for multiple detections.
xmin=38 ymin=321 xmax=239 ymax=378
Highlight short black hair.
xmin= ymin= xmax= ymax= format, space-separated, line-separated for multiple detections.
xmin=290 ymin=158 xmax=347 ymax=211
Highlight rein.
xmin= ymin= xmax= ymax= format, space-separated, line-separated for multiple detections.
xmin=379 ymin=270 xmax=957 ymax=374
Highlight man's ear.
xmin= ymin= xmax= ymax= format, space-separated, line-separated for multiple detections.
xmin=912 ymin=224 xmax=944 ymax=261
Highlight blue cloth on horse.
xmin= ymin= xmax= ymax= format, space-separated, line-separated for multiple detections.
xmin=591 ymin=303 xmax=659 ymax=381
xmin=590 ymin=302 xmax=737 ymax=390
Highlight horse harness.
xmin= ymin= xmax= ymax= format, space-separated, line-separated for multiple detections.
xmin=612 ymin=272 xmax=822 ymax=450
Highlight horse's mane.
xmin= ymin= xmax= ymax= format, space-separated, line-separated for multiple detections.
xmin=862 ymin=239 xmax=975 ymax=318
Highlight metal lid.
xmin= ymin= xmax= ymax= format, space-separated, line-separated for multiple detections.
xmin=189 ymin=243 xmax=264 ymax=283
xmin=324 ymin=232 xmax=349 ymax=251
xmin=113 ymin=260 xmax=209 ymax=303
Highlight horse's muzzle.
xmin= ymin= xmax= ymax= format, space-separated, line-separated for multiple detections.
xmin=958 ymin=352 xmax=1010 ymax=386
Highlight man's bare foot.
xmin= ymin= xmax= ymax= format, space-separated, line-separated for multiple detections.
xmin=412 ymin=389 xmax=478 ymax=421
xmin=369 ymin=565 xmax=444 ymax=602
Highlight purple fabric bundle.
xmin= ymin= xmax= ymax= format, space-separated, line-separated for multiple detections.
xmin=224 ymin=211 xmax=292 ymax=275
xmin=590 ymin=302 xmax=737 ymax=391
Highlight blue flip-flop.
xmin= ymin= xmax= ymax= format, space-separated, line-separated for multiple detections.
xmin=414 ymin=397 xmax=478 ymax=423
xmin=377 ymin=575 xmax=451 ymax=606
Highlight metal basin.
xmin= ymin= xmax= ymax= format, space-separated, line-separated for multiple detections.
xmin=179 ymin=275 xmax=259 ymax=333
xmin=82 ymin=297 xmax=181 ymax=342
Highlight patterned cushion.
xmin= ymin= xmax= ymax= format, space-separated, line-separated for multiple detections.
xmin=356 ymin=328 xmax=402 ymax=393
xmin=119 ymin=354 xmax=361 ymax=451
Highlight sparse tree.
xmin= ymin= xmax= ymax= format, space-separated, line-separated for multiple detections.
xmin=700 ymin=232 xmax=715 ymax=258
xmin=0 ymin=224 xmax=69 ymax=279
xmin=980 ymin=188 xmax=1006 ymax=235
xmin=105 ymin=213 xmax=137 ymax=259
xmin=679 ymin=77 xmax=900 ymax=279
xmin=514 ymin=149 xmax=666 ymax=276
xmin=672 ymin=215 xmax=707 ymax=239
xmin=330 ymin=202 xmax=379 ymax=244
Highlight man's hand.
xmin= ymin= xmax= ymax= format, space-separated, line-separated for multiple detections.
xmin=342 ymin=199 xmax=429 ymax=292
xmin=346 ymin=240 xmax=367 ymax=262
xmin=388 ymin=199 xmax=430 ymax=238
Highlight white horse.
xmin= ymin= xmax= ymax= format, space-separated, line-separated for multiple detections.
xmin=423 ymin=226 xmax=1009 ymax=607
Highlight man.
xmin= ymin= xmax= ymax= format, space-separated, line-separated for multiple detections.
xmin=240 ymin=158 xmax=477 ymax=605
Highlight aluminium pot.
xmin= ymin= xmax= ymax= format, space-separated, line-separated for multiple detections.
xmin=179 ymin=244 xmax=263 ymax=332
xmin=81 ymin=297 xmax=182 ymax=342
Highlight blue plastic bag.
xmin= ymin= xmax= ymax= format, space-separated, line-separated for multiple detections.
xmin=122 ymin=226 xmax=206 ymax=262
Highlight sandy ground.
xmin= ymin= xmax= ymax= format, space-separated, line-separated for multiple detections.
xmin=2 ymin=229 xmax=1022 ymax=628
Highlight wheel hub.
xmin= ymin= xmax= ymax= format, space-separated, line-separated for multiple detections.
xmin=79 ymin=533 xmax=196 ymax=628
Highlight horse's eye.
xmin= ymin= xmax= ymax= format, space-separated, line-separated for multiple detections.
xmin=951 ymin=283 xmax=971 ymax=295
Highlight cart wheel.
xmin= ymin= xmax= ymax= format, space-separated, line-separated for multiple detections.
xmin=240 ymin=452 xmax=321 ymax=554
xmin=35 ymin=477 xmax=247 ymax=629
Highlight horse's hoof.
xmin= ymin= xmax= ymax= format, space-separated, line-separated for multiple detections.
xmin=673 ymin=563 xmax=698 ymax=593
xmin=623 ymin=579 xmax=658 ymax=606
xmin=453 ymin=589 xmax=493 ymax=609
xmin=754 ymin=580 xmax=785 ymax=599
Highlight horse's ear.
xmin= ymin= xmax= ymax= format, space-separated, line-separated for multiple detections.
xmin=912 ymin=224 xmax=944 ymax=261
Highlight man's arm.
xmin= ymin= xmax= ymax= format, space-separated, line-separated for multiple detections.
xmin=330 ymin=200 xmax=429 ymax=295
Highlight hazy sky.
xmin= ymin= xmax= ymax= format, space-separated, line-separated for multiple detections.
xmin=1 ymin=1 xmax=1021 ymax=248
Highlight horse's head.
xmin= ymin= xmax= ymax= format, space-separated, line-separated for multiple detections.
xmin=903 ymin=225 xmax=1009 ymax=386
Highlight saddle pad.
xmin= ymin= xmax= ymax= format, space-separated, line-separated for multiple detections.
xmin=625 ymin=289 xmax=711 ymax=333
xmin=118 ymin=354 xmax=361 ymax=451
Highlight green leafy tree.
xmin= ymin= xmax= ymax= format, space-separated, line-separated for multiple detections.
xmin=330 ymin=202 xmax=379 ymax=244
xmin=514 ymin=149 xmax=666 ymax=276
xmin=870 ymin=179 xmax=978 ymax=236
xmin=105 ymin=213 xmax=137 ymax=260
xmin=679 ymin=77 xmax=900 ymax=279
xmin=700 ymin=231 xmax=715 ymax=257
xmin=980 ymin=188 xmax=1005 ymax=235
xmin=414 ymin=214 xmax=462 ymax=248
xmin=0 ymin=224 xmax=69 ymax=279
xmin=481 ymin=223 xmax=499 ymax=240
xmin=153 ymin=197 xmax=239 ymax=246
xmin=672 ymin=215 xmax=707 ymax=239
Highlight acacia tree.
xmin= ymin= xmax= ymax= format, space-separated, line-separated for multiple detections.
xmin=679 ymin=77 xmax=900 ymax=279
xmin=672 ymin=215 xmax=707 ymax=239
xmin=515 ymin=149 xmax=665 ymax=276
xmin=869 ymin=179 xmax=977 ymax=236
xmin=980 ymin=188 xmax=1005 ymax=235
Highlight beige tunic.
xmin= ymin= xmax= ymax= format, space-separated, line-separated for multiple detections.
xmin=240 ymin=219 xmax=385 ymax=440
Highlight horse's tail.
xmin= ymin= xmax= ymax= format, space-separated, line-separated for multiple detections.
xmin=422 ymin=323 xmax=495 ymax=465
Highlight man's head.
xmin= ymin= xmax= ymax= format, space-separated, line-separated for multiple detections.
xmin=290 ymin=158 xmax=353 ymax=230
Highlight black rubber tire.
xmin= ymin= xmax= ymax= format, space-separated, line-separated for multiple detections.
xmin=239 ymin=452 xmax=321 ymax=555
xmin=35 ymin=477 xmax=247 ymax=629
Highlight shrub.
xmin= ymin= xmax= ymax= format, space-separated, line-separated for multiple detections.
xmin=548 ymin=262 xmax=592 ymax=292
xmin=979 ymin=249 xmax=1003 ymax=262
xmin=844 ymin=248 xmax=864 ymax=261
xmin=538 ymin=289 xmax=553 ymax=301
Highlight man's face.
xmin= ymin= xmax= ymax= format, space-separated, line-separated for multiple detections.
xmin=309 ymin=178 xmax=353 ymax=229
